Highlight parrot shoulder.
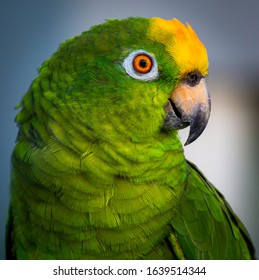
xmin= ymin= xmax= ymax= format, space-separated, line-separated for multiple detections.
xmin=167 ymin=160 xmax=255 ymax=259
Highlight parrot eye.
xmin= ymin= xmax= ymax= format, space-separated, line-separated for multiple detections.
xmin=133 ymin=54 xmax=153 ymax=73
xmin=122 ymin=50 xmax=159 ymax=81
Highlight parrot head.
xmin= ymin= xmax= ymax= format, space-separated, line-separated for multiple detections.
xmin=20 ymin=17 xmax=210 ymax=147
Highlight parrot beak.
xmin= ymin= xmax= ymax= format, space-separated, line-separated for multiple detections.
xmin=164 ymin=76 xmax=211 ymax=145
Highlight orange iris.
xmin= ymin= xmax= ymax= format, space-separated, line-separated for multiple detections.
xmin=133 ymin=54 xmax=153 ymax=73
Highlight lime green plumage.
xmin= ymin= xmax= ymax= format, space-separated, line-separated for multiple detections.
xmin=6 ymin=17 xmax=255 ymax=259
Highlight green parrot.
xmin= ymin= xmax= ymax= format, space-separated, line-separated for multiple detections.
xmin=6 ymin=17 xmax=255 ymax=260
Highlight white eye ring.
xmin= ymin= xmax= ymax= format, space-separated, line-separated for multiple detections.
xmin=122 ymin=50 xmax=159 ymax=81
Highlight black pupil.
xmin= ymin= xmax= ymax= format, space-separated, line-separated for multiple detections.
xmin=139 ymin=59 xmax=147 ymax=68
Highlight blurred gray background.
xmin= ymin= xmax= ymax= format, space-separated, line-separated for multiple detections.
xmin=1 ymin=0 xmax=258 ymax=259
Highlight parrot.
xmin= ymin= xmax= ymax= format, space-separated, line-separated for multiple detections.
xmin=6 ymin=17 xmax=255 ymax=260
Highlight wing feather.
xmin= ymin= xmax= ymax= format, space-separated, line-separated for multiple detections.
xmin=168 ymin=160 xmax=255 ymax=259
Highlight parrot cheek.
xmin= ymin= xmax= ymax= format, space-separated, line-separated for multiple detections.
xmin=163 ymin=78 xmax=211 ymax=145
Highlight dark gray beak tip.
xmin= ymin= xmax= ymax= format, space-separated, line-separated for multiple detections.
xmin=184 ymin=106 xmax=210 ymax=146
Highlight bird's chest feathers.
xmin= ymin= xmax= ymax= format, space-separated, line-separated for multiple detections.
xmin=42 ymin=135 xmax=187 ymax=229
xmin=60 ymin=140 xmax=187 ymax=254
xmin=19 ymin=135 xmax=187 ymax=258
xmin=54 ymin=165 xmax=187 ymax=259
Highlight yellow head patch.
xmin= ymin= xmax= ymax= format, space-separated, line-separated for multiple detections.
xmin=148 ymin=17 xmax=209 ymax=77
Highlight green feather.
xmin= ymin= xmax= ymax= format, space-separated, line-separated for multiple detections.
xmin=170 ymin=161 xmax=254 ymax=259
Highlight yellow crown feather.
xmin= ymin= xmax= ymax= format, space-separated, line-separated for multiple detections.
xmin=148 ymin=18 xmax=209 ymax=76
